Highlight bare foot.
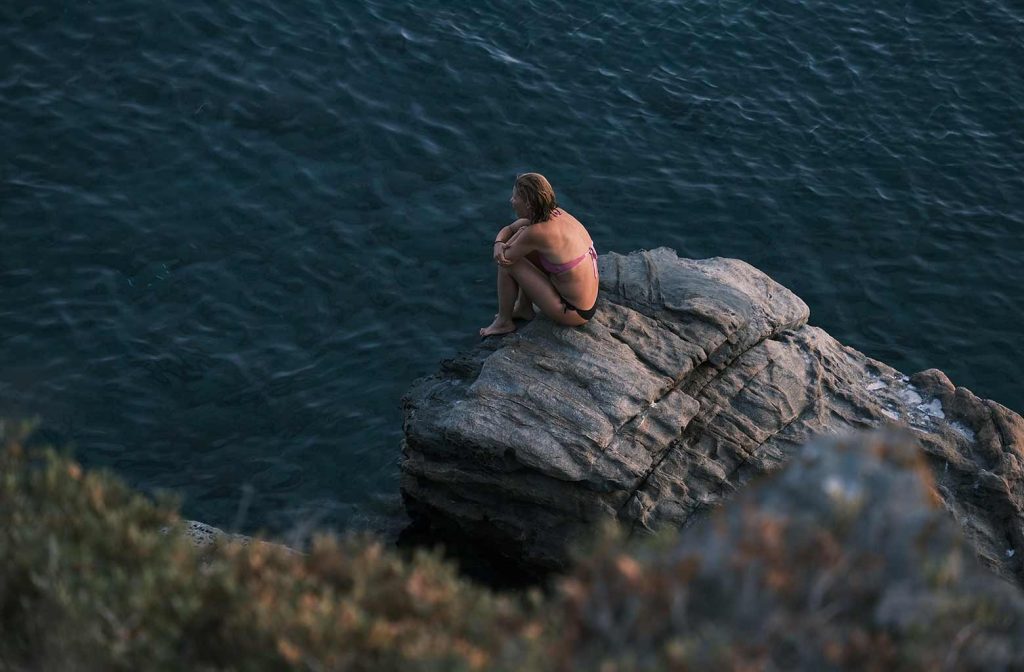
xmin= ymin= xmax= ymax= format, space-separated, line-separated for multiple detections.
xmin=479 ymin=315 xmax=517 ymax=337
xmin=511 ymin=302 xmax=536 ymax=321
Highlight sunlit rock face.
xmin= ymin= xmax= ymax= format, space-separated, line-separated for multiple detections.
xmin=400 ymin=248 xmax=1024 ymax=583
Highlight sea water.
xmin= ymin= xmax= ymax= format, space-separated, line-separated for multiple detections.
xmin=2 ymin=0 xmax=1021 ymax=537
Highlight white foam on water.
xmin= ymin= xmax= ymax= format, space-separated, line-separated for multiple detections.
xmin=917 ymin=398 xmax=945 ymax=419
xmin=950 ymin=421 xmax=976 ymax=442
xmin=899 ymin=387 xmax=923 ymax=405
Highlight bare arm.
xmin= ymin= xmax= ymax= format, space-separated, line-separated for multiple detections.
xmin=493 ymin=218 xmax=531 ymax=244
xmin=498 ymin=224 xmax=539 ymax=265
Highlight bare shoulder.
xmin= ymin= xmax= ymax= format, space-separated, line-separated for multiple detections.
xmin=524 ymin=219 xmax=557 ymax=244
xmin=560 ymin=209 xmax=585 ymax=227
xmin=565 ymin=212 xmax=593 ymax=239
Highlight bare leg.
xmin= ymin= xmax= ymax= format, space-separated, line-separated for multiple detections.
xmin=512 ymin=251 xmax=544 ymax=321
xmin=479 ymin=266 xmax=519 ymax=337
xmin=511 ymin=286 xmax=536 ymax=321
xmin=506 ymin=257 xmax=588 ymax=327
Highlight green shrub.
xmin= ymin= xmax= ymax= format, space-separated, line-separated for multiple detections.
xmin=0 ymin=420 xmax=549 ymax=671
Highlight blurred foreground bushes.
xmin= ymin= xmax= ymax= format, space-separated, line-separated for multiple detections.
xmin=0 ymin=420 xmax=547 ymax=671
xmin=3 ymin=419 xmax=1024 ymax=671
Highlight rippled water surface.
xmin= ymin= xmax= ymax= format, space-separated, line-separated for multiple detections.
xmin=2 ymin=0 xmax=1022 ymax=536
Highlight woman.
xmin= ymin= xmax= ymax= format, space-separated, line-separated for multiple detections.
xmin=479 ymin=173 xmax=599 ymax=337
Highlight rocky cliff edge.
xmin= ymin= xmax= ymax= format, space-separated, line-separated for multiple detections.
xmin=401 ymin=248 xmax=1024 ymax=584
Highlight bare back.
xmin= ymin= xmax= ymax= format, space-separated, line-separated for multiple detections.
xmin=527 ymin=209 xmax=599 ymax=309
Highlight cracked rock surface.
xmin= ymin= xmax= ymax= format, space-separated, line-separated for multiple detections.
xmin=401 ymin=248 xmax=1024 ymax=583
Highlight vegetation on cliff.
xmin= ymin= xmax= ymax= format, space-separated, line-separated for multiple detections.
xmin=3 ymin=419 xmax=1023 ymax=670
xmin=0 ymin=420 xmax=546 ymax=671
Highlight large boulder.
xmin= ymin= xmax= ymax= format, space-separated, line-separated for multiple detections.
xmin=401 ymin=248 xmax=1024 ymax=584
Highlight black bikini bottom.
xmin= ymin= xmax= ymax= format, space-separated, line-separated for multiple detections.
xmin=560 ymin=290 xmax=598 ymax=321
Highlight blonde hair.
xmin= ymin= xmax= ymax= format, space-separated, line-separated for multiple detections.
xmin=515 ymin=173 xmax=559 ymax=224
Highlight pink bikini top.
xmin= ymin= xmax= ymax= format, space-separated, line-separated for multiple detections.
xmin=538 ymin=209 xmax=598 ymax=278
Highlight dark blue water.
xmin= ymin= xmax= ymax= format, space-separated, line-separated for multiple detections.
xmin=2 ymin=0 xmax=1022 ymax=538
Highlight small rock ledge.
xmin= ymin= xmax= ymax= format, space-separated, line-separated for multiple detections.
xmin=401 ymin=248 xmax=1024 ymax=584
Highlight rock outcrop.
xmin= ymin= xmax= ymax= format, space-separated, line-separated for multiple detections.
xmin=401 ymin=248 xmax=1024 ymax=584
xmin=170 ymin=520 xmax=298 ymax=556
xmin=559 ymin=433 xmax=1024 ymax=670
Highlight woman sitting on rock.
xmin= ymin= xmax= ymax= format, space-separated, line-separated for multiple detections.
xmin=480 ymin=173 xmax=599 ymax=337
